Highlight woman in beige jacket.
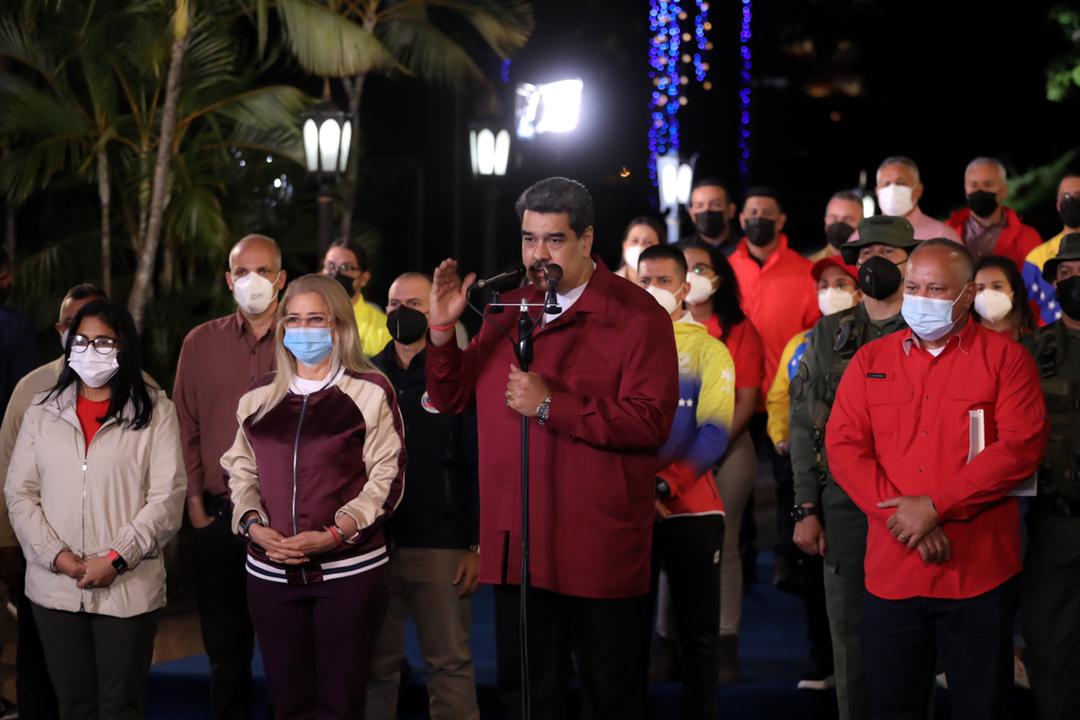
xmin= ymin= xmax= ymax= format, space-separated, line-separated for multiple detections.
xmin=4 ymin=300 xmax=185 ymax=720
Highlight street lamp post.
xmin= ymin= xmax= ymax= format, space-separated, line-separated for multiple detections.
xmin=656 ymin=153 xmax=694 ymax=243
xmin=301 ymin=103 xmax=353 ymax=255
xmin=469 ymin=125 xmax=511 ymax=274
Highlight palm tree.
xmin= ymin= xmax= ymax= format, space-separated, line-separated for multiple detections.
xmin=0 ymin=0 xmax=314 ymax=328
xmin=248 ymin=0 xmax=534 ymax=241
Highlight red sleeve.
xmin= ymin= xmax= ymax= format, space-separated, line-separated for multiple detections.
xmin=824 ymin=348 xmax=902 ymax=521
xmin=928 ymin=343 xmax=1048 ymax=520
xmin=802 ymin=275 xmax=822 ymax=330
xmin=425 ymin=316 xmax=507 ymax=414
xmin=728 ymin=321 xmax=764 ymax=390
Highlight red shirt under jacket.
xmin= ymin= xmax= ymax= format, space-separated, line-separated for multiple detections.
xmin=728 ymin=236 xmax=820 ymax=399
xmin=946 ymin=207 xmax=1043 ymax=273
xmin=426 ymin=260 xmax=679 ymax=599
xmin=825 ymin=319 xmax=1047 ymax=601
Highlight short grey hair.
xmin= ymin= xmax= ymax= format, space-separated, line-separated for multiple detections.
xmin=965 ymin=157 xmax=1008 ymax=183
xmin=876 ymin=156 xmax=920 ymax=185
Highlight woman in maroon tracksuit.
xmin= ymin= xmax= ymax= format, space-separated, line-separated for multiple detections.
xmin=222 ymin=274 xmax=406 ymax=719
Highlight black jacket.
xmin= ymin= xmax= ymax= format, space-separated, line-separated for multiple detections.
xmin=372 ymin=342 xmax=479 ymax=548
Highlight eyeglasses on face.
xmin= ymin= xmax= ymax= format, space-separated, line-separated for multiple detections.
xmin=323 ymin=261 xmax=359 ymax=275
xmin=283 ymin=314 xmax=332 ymax=329
xmin=70 ymin=334 xmax=120 ymax=354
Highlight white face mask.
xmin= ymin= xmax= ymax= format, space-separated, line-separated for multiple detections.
xmin=646 ymin=285 xmax=681 ymax=315
xmin=623 ymin=244 xmax=645 ymax=273
xmin=818 ymin=287 xmax=857 ymax=316
xmin=974 ymin=289 xmax=1013 ymax=323
xmin=232 ymin=272 xmax=279 ymax=315
xmin=685 ymin=272 xmax=719 ymax=305
xmin=68 ymin=348 xmax=120 ymax=389
xmin=877 ymin=184 xmax=915 ymax=217
xmin=901 ymin=292 xmax=963 ymax=342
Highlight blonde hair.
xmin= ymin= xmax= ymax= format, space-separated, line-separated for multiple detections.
xmin=253 ymin=273 xmax=383 ymax=421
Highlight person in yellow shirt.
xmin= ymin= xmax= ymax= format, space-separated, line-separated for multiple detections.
xmin=320 ymin=241 xmax=392 ymax=355
xmin=1022 ymin=170 xmax=1080 ymax=325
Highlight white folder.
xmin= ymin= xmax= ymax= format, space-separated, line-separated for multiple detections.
xmin=968 ymin=409 xmax=1037 ymax=497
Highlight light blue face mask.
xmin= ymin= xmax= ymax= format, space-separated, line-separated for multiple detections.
xmin=283 ymin=327 xmax=334 ymax=366
xmin=901 ymin=292 xmax=963 ymax=342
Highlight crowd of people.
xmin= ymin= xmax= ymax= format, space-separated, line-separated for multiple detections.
xmin=0 ymin=156 xmax=1075 ymax=720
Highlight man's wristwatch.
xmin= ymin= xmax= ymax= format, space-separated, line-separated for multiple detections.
xmin=656 ymin=477 xmax=672 ymax=501
xmin=535 ymin=394 xmax=552 ymax=425
xmin=107 ymin=549 xmax=128 ymax=574
xmin=790 ymin=504 xmax=819 ymax=523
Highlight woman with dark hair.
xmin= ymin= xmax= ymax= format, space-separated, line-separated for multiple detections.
xmin=679 ymin=240 xmax=764 ymax=682
xmin=5 ymin=300 xmax=185 ymax=719
xmin=614 ymin=216 xmax=665 ymax=284
xmin=973 ymin=255 xmax=1036 ymax=340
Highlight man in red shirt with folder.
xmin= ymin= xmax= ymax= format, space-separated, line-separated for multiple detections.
xmin=826 ymin=239 xmax=1048 ymax=720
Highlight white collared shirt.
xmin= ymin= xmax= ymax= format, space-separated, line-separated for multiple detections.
xmin=543 ymin=263 xmax=596 ymax=325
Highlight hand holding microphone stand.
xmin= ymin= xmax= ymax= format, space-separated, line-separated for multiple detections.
xmin=466 ymin=262 xmax=562 ymax=720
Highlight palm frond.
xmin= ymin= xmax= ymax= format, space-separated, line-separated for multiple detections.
xmin=377 ymin=6 xmax=485 ymax=87
xmin=275 ymin=0 xmax=400 ymax=77
xmin=422 ymin=0 xmax=534 ymax=58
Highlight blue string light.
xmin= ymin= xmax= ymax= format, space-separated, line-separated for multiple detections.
xmin=647 ymin=1 xmax=712 ymax=185
xmin=738 ymin=0 xmax=752 ymax=184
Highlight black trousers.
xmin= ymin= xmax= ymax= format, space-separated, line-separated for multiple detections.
xmin=493 ymin=583 xmax=650 ymax=720
xmin=12 ymin=574 xmax=59 ymax=719
xmin=652 ymin=514 xmax=725 ymax=720
xmin=193 ymin=495 xmax=256 ymax=720
xmin=32 ymin=604 xmax=158 ymax=720
xmin=801 ymin=552 xmax=835 ymax=672
xmin=862 ymin=578 xmax=1018 ymax=720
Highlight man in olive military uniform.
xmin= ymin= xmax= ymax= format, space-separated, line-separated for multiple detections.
xmin=789 ymin=216 xmax=919 ymax=720
xmin=1022 ymin=233 xmax=1080 ymax=720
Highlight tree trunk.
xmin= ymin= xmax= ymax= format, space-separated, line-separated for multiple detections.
xmin=337 ymin=72 xmax=367 ymax=244
xmin=161 ymin=233 xmax=175 ymax=293
xmin=136 ymin=142 xmax=150 ymax=251
xmin=97 ymin=147 xmax=112 ymax=295
xmin=127 ymin=6 xmax=190 ymax=330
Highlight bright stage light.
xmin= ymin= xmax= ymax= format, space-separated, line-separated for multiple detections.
xmin=515 ymin=79 xmax=584 ymax=139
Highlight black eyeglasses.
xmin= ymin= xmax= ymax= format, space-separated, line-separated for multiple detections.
xmin=70 ymin=334 xmax=120 ymax=354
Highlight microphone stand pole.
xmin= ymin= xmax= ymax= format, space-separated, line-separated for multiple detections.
xmin=515 ymin=298 xmax=534 ymax=720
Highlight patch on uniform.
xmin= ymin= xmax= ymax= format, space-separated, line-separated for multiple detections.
xmin=420 ymin=391 xmax=440 ymax=414
xmin=867 ymin=372 xmax=887 ymax=379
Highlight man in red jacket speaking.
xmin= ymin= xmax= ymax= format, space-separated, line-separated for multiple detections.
xmin=826 ymin=239 xmax=1048 ymax=720
xmin=425 ymin=177 xmax=679 ymax=719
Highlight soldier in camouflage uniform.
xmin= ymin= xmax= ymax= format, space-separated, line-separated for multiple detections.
xmin=789 ymin=216 xmax=919 ymax=720
xmin=1022 ymin=233 xmax=1080 ymax=720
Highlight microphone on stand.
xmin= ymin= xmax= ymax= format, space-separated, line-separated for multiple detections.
xmin=543 ymin=264 xmax=563 ymax=314
xmin=469 ymin=263 xmax=527 ymax=292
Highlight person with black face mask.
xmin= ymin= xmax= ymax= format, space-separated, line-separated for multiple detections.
xmin=321 ymin=240 xmax=392 ymax=357
xmin=681 ymin=178 xmax=738 ymax=256
xmin=789 ymin=216 xmax=918 ymax=720
xmin=1023 ymin=170 xmax=1080 ymax=326
xmin=728 ymin=187 xmax=820 ymax=597
xmin=367 ymin=272 xmax=481 ymax=720
xmin=1022 ymin=234 xmax=1080 ymax=720
xmin=810 ymin=191 xmax=864 ymax=262
xmin=945 ymin=157 xmax=1041 ymax=269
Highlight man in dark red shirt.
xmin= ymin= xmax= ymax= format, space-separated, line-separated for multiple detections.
xmin=425 ymin=177 xmax=678 ymax=720
xmin=826 ymin=239 xmax=1048 ymax=720
xmin=173 ymin=234 xmax=285 ymax=720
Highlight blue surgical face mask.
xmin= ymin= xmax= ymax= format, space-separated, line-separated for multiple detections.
xmin=901 ymin=292 xmax=964 ymax=342
xmin=283 ymin=327 xmax=335 ymax=366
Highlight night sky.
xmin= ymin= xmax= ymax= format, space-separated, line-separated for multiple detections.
xmin=343 ymin=0 xmax=1077 ymax=304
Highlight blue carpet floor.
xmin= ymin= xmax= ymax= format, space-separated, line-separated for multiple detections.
xmin=145 ymin=552 xmax=1035 ymax=719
